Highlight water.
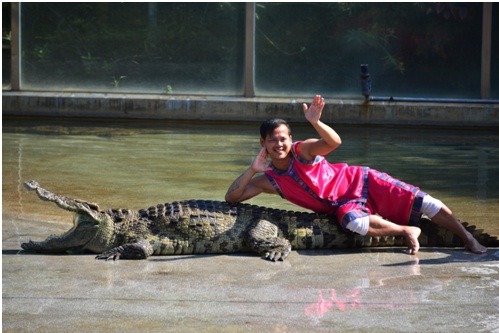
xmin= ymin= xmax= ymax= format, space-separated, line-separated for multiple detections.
xmin=2 ymin=117 xmax=499 ymax=247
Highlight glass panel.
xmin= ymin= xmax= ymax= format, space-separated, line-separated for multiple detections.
xmin=255 ymin=3 xmax=484 ymax=99
xmin=491 ymin=4 xmax=499 ymax=99
xmin=2 ymin=2 xmax=11 ymax=89
xmin=20 ymin=3 xmax=245 ymax=95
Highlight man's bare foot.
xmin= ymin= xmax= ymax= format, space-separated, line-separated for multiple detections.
xmin=465 ymin=237 xmax=487 ymax=254
xmin=403 ymin=226 xmax=421 ymax=255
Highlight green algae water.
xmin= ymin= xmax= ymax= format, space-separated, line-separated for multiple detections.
xmin=3 ymin=117 xmax=499 ymax=247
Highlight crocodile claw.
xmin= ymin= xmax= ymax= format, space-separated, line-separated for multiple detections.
xmin=264 ymin=244 xmax=292 ymax=261
xmin=95 ymin=241 xmax=153 ymax=261
xmin=95 ymin=248 xmax=122 ymax=261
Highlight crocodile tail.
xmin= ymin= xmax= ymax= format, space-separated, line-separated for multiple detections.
xmin=418 ymin=217 xmax=499 ymax=247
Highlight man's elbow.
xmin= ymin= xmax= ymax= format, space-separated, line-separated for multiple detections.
xmin=225 ymin=193 xmax=238 ymax=204
xmin=325 ymin=139 xmax=341 ymax=152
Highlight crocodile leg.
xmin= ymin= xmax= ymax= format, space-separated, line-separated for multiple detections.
xmin=247 ymin=219 xmax=292 ymax=261
xmin=95 ymin=240 xmax=154 ymax=261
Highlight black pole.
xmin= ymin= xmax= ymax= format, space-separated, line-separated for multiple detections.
xmin=360 ymin=64 xmax=371 ymax=103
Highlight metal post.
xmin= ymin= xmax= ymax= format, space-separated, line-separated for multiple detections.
xmin=10 ymin=2 xmax=20 ymax=90
xmin=244 ymin=2 xmax=255 ymax=97
xmin=360 ymin=64 xmax=371 ymax=103
xmin=481 ymin=3 xmax=492 ymax=99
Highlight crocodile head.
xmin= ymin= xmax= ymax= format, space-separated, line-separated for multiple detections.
xmin=21 ymin=210 xmax=115 ymax=254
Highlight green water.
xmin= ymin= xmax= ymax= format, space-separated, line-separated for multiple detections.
xmin=2 ymin=117 xmax=499 ymax=246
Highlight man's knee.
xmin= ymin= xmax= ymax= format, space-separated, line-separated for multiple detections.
xmin=421 ymin=195 xmax=443 ymax=218
xmin=345 ymin=215 xmax=370 ymax=236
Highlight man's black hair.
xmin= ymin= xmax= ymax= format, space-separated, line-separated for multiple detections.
xmin=259 ymin=119 xmax=291 ymax=139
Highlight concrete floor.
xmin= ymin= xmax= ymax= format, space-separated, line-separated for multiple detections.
xmin=3 ymin=227 xmax=499 ymax=333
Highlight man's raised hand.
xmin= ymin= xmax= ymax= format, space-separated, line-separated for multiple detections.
xmin=303 ymin=95 xmax=325 ymax=124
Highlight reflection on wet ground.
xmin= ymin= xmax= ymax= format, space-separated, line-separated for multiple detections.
xmin=301 ymin=250 xmax=499 ymax=329
xmin=305 ymin=258 xmax=422 ymax=318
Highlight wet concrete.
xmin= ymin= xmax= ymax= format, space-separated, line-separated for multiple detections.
xmin=3 ymin=232 xmax=499 ymax=333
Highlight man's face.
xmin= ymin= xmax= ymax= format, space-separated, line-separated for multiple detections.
xmin=260 ymin=124 xmax=292 ymax=160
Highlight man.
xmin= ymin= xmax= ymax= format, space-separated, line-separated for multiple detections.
xmin=225 ymin=95 xmax=487 ymax=255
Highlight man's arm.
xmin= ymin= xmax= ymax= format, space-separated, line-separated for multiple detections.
xmin=225 ymin=147 xmax=274 ymax=203
xmin=298 ymin=95 xmax=342 ymax=160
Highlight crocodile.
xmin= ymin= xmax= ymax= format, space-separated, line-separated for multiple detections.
xmin=21 ymin=180 xmax=499 ymax=261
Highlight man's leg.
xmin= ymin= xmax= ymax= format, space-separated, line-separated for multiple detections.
xmin=430 ymin=204 xmax=487 ymax=254
xmin=366 ymin=215 xmax=422 ymax=255
xmin=366 ymin=170 xmax=488 ymax=254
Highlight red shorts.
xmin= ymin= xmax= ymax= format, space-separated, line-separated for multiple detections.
xmin=337 ymin=169 xmax=426 ymax=230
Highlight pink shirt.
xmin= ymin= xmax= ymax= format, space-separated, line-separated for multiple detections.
xmin=265 ymin=142 xmax=368 ymax=215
